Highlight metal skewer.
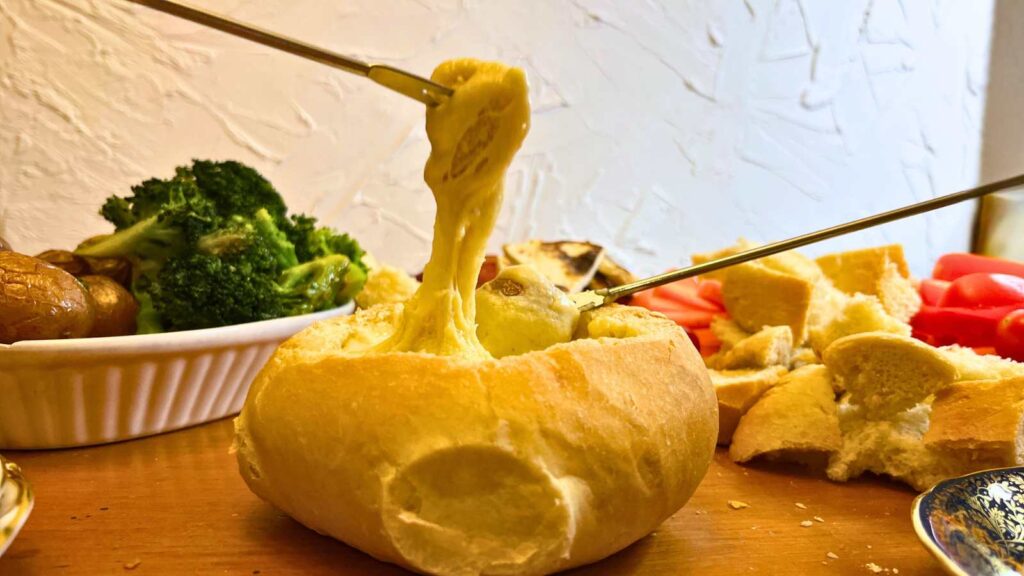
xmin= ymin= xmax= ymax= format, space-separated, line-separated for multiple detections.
xmin=573 ymin=174 xmax=1024 ymax=311
xmin=125 ymin=0 xmax=453 ymax=106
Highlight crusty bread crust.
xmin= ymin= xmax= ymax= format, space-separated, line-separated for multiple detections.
xmin=729 ymin=365 xmax=841 ymax=464
xmin=925 ymin=376 xmax=1024 ymax=465
xmin=234 ymin=305 xmax=717 ymax=576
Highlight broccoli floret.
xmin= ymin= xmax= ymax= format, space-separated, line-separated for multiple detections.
xmin=152 ymin=251 xmax=285 ymax=331
xmin=197 ymin=209 xmax=298 ymax=270
xmin=286 ymin=213 xmax=368 ymax=273
xmin=191 ymin=160 xmax=288 ymax=226
xmin=276 ymin=254 xmax=359 ymax=315
xmin=80 ymin=160 xmax=367 ymax=333
xmin=100 ymin=196 xmax=135 ymax=230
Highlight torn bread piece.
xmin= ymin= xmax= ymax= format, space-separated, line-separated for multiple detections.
xmin=729 ymin=365 xmax=841 ymax=466
xmin=822 ymin=333 xmax=958 ymax=418
xmin=816 ymin=245 xmax=910 ymax=295
xmin=789 ymin=347 xmax=819 ymax=369
xmin=710 ymin=317 xmax=751 ymax=352
xmin=815 ymin=246 xmax=920 ymax=322
xmin=707 ymin=325 xmax=793 ymax=370
xmin=808 ymin=294 xmax=910 ymax=356
xmin=924 ymin=376 xmax=1024 ymax=471
xmin=826 ymin=402 xmax=959 ymax=492
xmin=503 ymin=240 xmax=604 ymax=293
xmin=711 ymin=366 xmax=789 ymax=445
xmin=356 ymin=265 xmax=421 ymax=309
xmin=939 ymin=345 xmax=1024 ymax=381
xmin=721 ymin=263 xmax=814 ymax=344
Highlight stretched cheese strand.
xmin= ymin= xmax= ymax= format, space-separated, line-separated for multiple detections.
xmin=377 ymin=59 xmax=530 ymax=359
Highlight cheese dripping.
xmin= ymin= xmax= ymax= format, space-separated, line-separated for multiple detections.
xmin=376 ymin=59 xmax=530 ymax=359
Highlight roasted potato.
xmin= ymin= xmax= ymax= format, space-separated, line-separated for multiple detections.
xmin=36 ymin=249 xmax=90 ymax=276
xmin=80 ymin=275 xmax=138 ymax=337
xmin=82 ymin=256 xmax=132 ymax=287
xmin=0 ymin=252 xmax=96 ymax=344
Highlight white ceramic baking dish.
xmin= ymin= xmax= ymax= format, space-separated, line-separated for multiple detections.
xmin=0 ymin=304 xmax=352 ymax=449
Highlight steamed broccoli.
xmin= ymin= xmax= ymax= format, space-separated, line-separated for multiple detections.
xmin=76 ymin=160 xmax=368 ymax=333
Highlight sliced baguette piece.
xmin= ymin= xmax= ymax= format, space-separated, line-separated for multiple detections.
xmin=709 ymin=316 xmax=751 ymax=352
xmin=693 ymin=239 xmax=823 ymax=284
xmin=721 ymin=263 xmax=814 ymax=344
xmin=707 ymin=325 xmax=793 ymax=370
xmin=924 ymin=376 xmax=1024 ymax=470
xmin=710 ymin=366 xmax=789 ymax=445
xmin=822 ymin=333 xmax=958 ymax=418
xmin=808 ymin=294 xmax=910 ymax=355
xmin=729 ymin=365 xmax=841 ymax=465
xmin=939 ymin=345 xmax=1024 ymax=381
xmin=875 ymin=261 xmax=922 ymax=322
xmin=815 ymin=245 xmax=919 ymax=322
xmin=691 ymin=239 xmax=760 ymax=282
xmin=815 ymin=244 xmax=910 ymax=294
xmin=789 ymin=347 xmax=819 ymax=369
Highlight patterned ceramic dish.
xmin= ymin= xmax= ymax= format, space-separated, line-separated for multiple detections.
xmin=0 ymin=304 xmax=352 ymax=449
xmin=0 ymin=454 xmax=33 ymax=558
xmin=913 ymin=466 xmax=1024 ymax=576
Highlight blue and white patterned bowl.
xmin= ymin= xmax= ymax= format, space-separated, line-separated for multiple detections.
xmin=0 ymin=455 xmax=33 ymax=558
xmin=913 ymin=467 xmax=1024 ymax=576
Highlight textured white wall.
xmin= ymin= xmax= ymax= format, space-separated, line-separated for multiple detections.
xmin=0 ymin=0 xmax=995 ymax=276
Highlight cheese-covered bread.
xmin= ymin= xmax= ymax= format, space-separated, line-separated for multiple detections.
xmin=235 ymin=58 xmax=718 ymax=576
xmin=235 ymin=304 xmax=716 ymax=576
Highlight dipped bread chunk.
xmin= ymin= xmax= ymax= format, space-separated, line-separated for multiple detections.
xmin=234 ymin=59 xmax=717 ymax=576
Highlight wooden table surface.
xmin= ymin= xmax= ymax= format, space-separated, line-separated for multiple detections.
xmin=0 ymin=419 xmax=942 ymax=575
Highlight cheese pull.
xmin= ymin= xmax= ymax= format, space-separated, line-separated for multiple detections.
xmin=379 ymin=59 xmax=531 ymax=359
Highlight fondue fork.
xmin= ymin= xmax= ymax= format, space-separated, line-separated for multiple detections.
xmin=125 ymin=0 xmax=452 ymax=107
xmin=573 ymin=174 xmax=1024 ymax=311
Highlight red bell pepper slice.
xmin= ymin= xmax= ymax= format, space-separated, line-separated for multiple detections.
xmin=659 ymin=308 xmax=718 ymax=329
xmin=919 ymin=279 xmax=950 ymax=307
xmin=911 ymin=304 xmax=1021 ymax=348
xmin=933 ymin=253 xmax=1024 ymax=281
xmin=654 ymin=284 xmax=722 ymax=312
xmin=939 ymin=273 xmax=1024 ymax=309
xmin=697 ymin=279 xmax=724 ymax=308
xmin=996 ymin=309 xmax=1024 ymax=362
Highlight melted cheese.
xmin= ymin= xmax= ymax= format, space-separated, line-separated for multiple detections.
xmin=376 ymin=59 xmax=531 ymax=359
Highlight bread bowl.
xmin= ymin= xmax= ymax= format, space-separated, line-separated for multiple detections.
xmin=233 ymin=58 xmax=717 ymax=575
xmin=235 ymin=303 xmax=716 ymax=575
